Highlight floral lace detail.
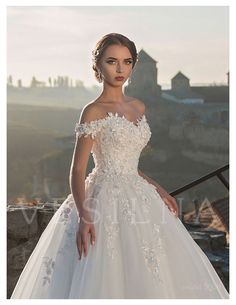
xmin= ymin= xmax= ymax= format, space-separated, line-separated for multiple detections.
xmin=136 ymin=181 xmax=153 ymax=216
xmin=121 ymin=198 xmax=136 ymax=224
xmin=75 ymin=111 xmax=147 ymax=139
xmin=74 ymin=111 xmax=151 ymax=157
xmin=58 ymin=195 xmax=74 ymax=225
xmin=58 ymin=225 xmax=77 ymax=256
xmin=42 ymin=256 xmax=55 ymax=286
xmin=75 ymin=119 xmax=104 ymax=139
xmin=103 ymin=215 xmax=120 ymax=259
xmin=141 ymin=223 xmax=166 ymax=285
xmin=120 ymin=183 xmax=153 ymax=225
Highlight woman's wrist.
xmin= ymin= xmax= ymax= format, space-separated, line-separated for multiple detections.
xmin=80 ymin=208 xmax=93 ymax=223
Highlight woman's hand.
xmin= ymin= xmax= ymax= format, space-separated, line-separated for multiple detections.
xmin=76 ymin=211 xmax=96 ymax=260
xmin=138 ymin=170 xmax=179 ymax=218
xmin=159 ymin=192 xmax=179 ymax=217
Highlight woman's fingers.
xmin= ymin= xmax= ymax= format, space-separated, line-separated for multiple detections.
xmin=77 ymin=233 xmax=82 ymax=260
xmin=172 ymin=198 xmax=179 ymax=215
xmin=170 ymin=198 xmax=178 ymax=217
xmin=76 ymin=226 xmax=96 ymax=260
xmin=77 ymin=236 xmax=85 ymax=259
xmin=81 ymin=233 xmax=88 ymax=257
xmin=76 ymin=225 xmax=96 ymax=261
xmin=90 ymin=226 xmax=96 ymax=246
xmin=163 ymin=196 xmax=178 ymax=217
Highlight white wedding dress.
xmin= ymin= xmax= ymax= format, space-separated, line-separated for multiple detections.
xmin=11 ymin=111 xmax=229 ymax=299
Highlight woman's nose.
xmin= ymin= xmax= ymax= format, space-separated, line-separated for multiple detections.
xmin=116 ymin=63 xmax=124 ymax=73
xmin=116 ymin=66 xmax=123 ymax=73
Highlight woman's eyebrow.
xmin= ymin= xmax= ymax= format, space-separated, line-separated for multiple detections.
xmin=106 ymin=57 xmax=133 ymax=60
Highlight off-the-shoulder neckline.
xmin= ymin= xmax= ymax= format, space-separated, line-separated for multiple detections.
xmin=77 ymin=111 xmax=146 ymax=128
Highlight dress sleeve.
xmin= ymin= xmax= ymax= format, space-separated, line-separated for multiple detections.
xmin=74 ymin=119 xmax=102 ymax=139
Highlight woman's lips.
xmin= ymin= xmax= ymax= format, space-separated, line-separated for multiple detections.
xmin=115 ymin=76 xmax=124 ymax=81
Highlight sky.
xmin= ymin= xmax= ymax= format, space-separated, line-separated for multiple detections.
xmin=7 ymin=6 xmax=229 ymax=88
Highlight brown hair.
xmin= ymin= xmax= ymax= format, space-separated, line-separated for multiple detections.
xmin=92 ymin=33 xmax=138 ymax=83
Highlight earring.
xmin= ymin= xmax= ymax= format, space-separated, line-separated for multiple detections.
xmin=98 ymin=70 xmax=103 ymax=83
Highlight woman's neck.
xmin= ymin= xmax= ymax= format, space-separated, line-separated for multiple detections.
xmin=99 ymin=83 xmax=126 ymax=103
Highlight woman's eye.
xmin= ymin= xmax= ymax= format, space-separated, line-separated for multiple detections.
xmin=106 ymin=60 xmax=133 ymax=65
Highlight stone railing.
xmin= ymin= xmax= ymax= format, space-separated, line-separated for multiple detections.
xmin=7 ymin=204 xmax=60 ymax=298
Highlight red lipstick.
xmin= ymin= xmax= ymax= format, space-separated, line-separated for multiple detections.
xmin=115 ymin=76 xmax=124 ymax=81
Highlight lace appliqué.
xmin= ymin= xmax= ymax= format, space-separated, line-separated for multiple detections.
xmin=75 ymin=119 xmax=103 ymax=139
xmin=101 ymin=176 xmax=155 ymax=260
xmin=59 ymin=196 xmax=74 ymax=225
xmin=103 ymin=215 xmax=120 ymax=259
xmin=58 ymin=225 xmax=77 ymax=256
xmin=121 ymin=176 xmax=154 ymax=226
xmin=74 ymin=111 xmax=151 ymax=141
xmin=121 ymin=192 xmax=152 ymax=225
xmin=137 ymin=177 xmax=161 ymax=218
xmin=42 ymin=256 xmax=55 ymax=286
xmin=141 ymin=223 xmax=166 ymax=285
xmin=121 ymin=198 xmax=136 ymax=224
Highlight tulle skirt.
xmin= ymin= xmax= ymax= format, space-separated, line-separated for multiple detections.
xmin=10 ymin=171 xmax=229 ymax=299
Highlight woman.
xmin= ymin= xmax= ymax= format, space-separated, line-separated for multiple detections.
xmin=11 ymin=33 xmax=229 ymax=299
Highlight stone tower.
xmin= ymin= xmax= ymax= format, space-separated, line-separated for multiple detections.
xmin=171 ymin=71 xmax=191 ymax=93
xmin=124 ymin=49 xmax=162 ymax=106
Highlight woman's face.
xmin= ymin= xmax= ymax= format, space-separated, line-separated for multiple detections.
xmin=97 ymin=44 xmax=134 ymax=86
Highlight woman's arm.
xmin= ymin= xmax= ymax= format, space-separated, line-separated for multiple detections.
xmin=138 ymin=169 xmax=179 ymax=217
xmin=70 ymin=133 xmax=88 ymax=218
xmin=70 ymin=103 xmax=102 ymax=259
xmin=70 ymin=103 xmax=104 ymax=218
xmin=70 ymin=106 xmax=95 ymax=218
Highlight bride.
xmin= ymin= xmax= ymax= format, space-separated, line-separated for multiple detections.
xmin=11 ymin=33 xmax=229 ymax=299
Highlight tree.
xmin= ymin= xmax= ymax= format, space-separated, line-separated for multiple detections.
xmin=64 ymin=76 xmax=69 ymax=87
xmin=7 ymin=75 xmax=13 ymax=86
xmin=75 ymin=80 xmax=84 ymax=87
xmin=31 ymin=76 xmax=37 ymax=88
xmin=17 ymin=79 xmax=22 ymax=88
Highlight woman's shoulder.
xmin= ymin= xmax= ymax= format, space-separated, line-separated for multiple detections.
xmin=79 ymin=101 xmax=106 ymax=124
xmin=127 ymin=96 xmax=146 ymax=115
xmin=75 ymin=102 xmax=106 ymax=139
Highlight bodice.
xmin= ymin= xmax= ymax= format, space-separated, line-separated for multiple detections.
xmin=75 ymin=112 xmax=152 ymax=179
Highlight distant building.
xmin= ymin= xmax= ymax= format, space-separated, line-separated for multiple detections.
xmin=162 ymin=71 xmax=229 ymax=105
xmin=191 ymin=86 xmax=229 ymax=104
xmin=162 ymin=71 xmax=205 ymax=104
xmin=125 ymin=49 xmax=162 ymax=105
xmin=172 ymin=71 xmax=190 ymax=92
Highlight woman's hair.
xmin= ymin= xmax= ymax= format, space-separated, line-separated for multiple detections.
xmin=92 ymin=33 xmax=138 ymax=83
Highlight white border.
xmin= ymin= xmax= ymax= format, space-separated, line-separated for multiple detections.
xmin=1 ymin=1 xmax=234 ymax=304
